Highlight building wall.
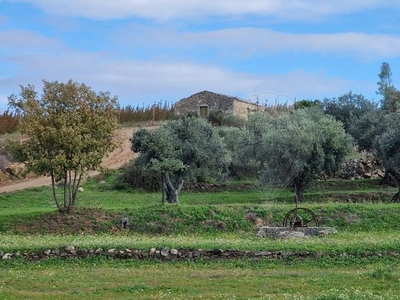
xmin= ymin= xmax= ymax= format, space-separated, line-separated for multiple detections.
xmin=174 ymin=91 xmax=262 ymax=119
xmin=233 ymin=101 xmax=263 ymax=119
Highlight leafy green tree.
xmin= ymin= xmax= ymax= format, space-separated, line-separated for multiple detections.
xmin=374 ymin=112 xmax=400 ymax=202
xmin=228 ymin=113 xmax=273 ymax=179
xmin=131 ymin=126 xmax=186 ymax=203
xmin=259 ymin=109 xmax=317 ymax=202
xmin=377 ymin=62 xmax=400 ymax=112
xmin=233 ymin=109 xmax=352 ymax=203
xmin=6 ymin=79 xmax=119 ymax=212
xmin=348 ymin=110 xmax=387 ymax=151
xmin=323 ymin=91 xmax=378 ymax=132
xmin=349 ymin=109 xmax=400 ymax=202
xmin=131 ymin=116 xmax=230 ymax=203
xmin=219 ymin=126 xmax=254 ymax=178
xmin=293 ymin=99 xmax=322 ymax=110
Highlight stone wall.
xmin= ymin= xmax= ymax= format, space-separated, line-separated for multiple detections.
xmin=335 ymin=157 xmax=385 ymax=180
xmin=0 ymin=247 xmax=292 ymax=261
xmin=2 ymin=246 xmax=398 ymax=261
xmin=233 ymin=100 xmax=264 ymax=118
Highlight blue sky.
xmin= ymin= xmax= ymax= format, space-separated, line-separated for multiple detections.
xmin=1 ymin=1 xmax=400 ymax=111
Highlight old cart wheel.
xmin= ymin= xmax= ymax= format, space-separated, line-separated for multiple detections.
xmin=283 ymin=208 xmax=319 ymax=227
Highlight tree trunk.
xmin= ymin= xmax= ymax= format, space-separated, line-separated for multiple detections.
xmin=392 ymin=189 xmax=400 ymax=203
xmin=71 ymin=171 xmax=82 ymax=207
xmin=293 ymin=183 xmax=304 ymax=204
xmin=63 ymin=169 xmax=68 ymax=211
xmin=387 ymin=169 xmax=400 ymax=203
xmin=163 ymin=173 xmax=184 ymax=203
xmin=161 ymin=173 xmax=165 ymax=205
xmin=50 ymin=172 xmax=61 ymax=210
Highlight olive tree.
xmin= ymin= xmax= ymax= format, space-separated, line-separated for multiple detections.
xmin=233 ymin=109 xmax=352 ymax=203
xmin=7 ymin=79 xmax=119 ymax=212
xmin=131 ymin=116 xmax=230 ymax=203
xmin=359 ymin=111 xmax=400 ymax=202
xmin=376 ymin=126 xmax=400 ymax=202
xmin=227 ymin=113 xmax=274 ymax=179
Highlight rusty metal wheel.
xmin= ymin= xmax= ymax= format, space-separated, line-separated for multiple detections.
xmin=282 ymin=207 xmax=319 ymax=228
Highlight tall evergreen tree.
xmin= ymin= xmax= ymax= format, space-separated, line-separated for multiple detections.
xmin=377 ymin=62 xmax=399 ymax=111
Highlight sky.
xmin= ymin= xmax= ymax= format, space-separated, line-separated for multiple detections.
xmin=1 ymin=1 xmax=400 ymax=112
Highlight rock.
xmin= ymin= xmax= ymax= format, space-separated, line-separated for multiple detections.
xmin=160 ymin=248 xmax=170 ymax=257
xmin=364 ymin=172 xmax=372 ymax=178
xmin=279 ymin=231 xmax=305 ymax=239
xmin=78 ymin=187 xmax=84 ymax=192
xmin=2 ymin=253 xmax=12 ymax=260
xmin=64 ymin=245 xmax=76 ymax=253
xmin=210 ymin=249 xmax=224 ymax=255
xmin=336 ymin=157 xmax=384 ymax=180
xmin=318 ymin=228 xmax=338 ymax=236
xmin=254 ymin=251 xmax=272 ymax=257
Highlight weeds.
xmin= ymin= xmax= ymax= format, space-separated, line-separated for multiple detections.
xmin=311 ymin=288 xmax=400 ymax=300
xmin=369 ymin=265 xmax=396 ymax=281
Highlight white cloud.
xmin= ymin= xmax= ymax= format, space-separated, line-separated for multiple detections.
xmin=236 ymin=29 xmax=400 ymax=59
xmin=0 ymin=45 xmax=362 ymax=110
xmin=243 ymin=70 xmax=359 ymax=103
xmin=8 ymin=0 xmax=400 ymax=21
xmin=1 ymin=1 xmax=389 ymax=111
xmin=0 ymin=29 xmax=65 ymax=54
xmin=115 ymin=26 xmax=400 ymax=59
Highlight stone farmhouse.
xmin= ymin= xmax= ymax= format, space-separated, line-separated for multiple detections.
xmin=173 ymin=91 xmax=264 ymax=119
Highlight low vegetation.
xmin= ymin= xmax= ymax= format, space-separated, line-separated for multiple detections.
xmin=1 ymin=176 xmax=400 ymax=299
xmin=1 ymin=66 xmax=400 ymax=298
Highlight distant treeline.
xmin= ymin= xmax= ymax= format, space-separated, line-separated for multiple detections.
xmin=0 ymin=101 xmax=175 ymax=135
xmin=118 ymin=101 xmax=175 ymax=124
xmin=0 ymin=111 xmax=20 ymax=135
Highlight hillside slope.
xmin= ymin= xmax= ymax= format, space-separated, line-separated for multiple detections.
xmin=0 ymin=126 xmax=148 ymax=193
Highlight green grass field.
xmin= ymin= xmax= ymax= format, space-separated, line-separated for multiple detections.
xmin=1 ymin=177 xmax=400 ymax=299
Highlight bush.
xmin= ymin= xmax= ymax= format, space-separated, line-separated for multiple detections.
xmin=223 ymin=115 xmax=245 ymax=128
xmin=112 ymin=162 xmax=161 ymax=192
xmin=207 ymin=110 xmax=224 ymax=126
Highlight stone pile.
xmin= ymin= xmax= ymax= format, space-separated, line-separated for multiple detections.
xmin=336 ymin=157 xmax=385 ymax=180
xmin=2 ymin=246 xmax=399 ymax=261
xmin=0 ymin=246 xmax=326 ymax=261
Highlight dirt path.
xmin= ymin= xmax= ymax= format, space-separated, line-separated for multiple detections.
xmin=0 ymin=126 xmax=156 ymax=193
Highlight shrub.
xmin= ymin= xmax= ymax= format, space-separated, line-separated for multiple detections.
xmin=112 ymin=162 xmax=161 ymax=192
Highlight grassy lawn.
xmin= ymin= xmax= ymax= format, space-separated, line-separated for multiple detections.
xmin=1 ymin=177 xmax=400 ymax=299
xmin=1 ymin=259 xmax=399 ymax=299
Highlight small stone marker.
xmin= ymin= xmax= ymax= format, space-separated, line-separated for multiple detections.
xmin=120 ymin=217 xmax=129 ymax=229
